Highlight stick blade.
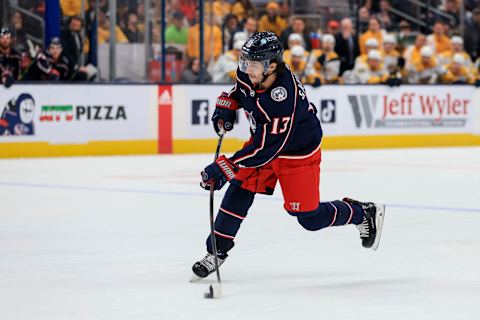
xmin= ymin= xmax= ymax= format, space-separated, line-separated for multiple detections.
xmin=204 ymin=283 xmax=222 ymax=299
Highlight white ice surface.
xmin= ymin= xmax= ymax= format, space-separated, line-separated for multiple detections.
xmin=1 ymin=147 xmax=479 ymax=320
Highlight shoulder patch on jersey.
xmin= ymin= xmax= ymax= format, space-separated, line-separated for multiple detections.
xmin=271 ymin=86 xmax=288 ymax=102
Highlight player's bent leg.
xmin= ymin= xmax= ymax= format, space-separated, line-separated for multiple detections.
xmin=192 ymin=184 xmax=255 ymax=279
xmin=292 ymin=200 xmax=365 ymax=231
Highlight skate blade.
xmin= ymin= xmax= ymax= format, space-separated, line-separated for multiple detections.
xmin=190 ymin=273 xmax=203 ymax=283
xmin=371 ymin=204 xmax=385 ymax=251
xmin=204 ymin=283 xmax=222 ymax=299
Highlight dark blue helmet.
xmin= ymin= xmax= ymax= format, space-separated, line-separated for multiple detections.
xmin=241 ymin=31 xmax=284 ymax=63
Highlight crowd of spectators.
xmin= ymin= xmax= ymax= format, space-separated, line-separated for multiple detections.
xmin=1 ymin=0 xmax=480 ymax=87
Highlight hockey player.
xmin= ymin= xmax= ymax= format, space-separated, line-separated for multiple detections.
xmin=192 ymin=31 xmax=385 ymax=279
xmin=0 ymin=28 xmax=21 ymax=88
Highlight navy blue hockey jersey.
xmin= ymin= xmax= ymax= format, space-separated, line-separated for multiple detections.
xmin=227 ymin=66 xmax=323 ymax=168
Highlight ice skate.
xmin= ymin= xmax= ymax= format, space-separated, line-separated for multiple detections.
xmin=190 ymin=253 xmax=227 ymax=282
xmin=344 ymin=198 xmax=385 ymax=250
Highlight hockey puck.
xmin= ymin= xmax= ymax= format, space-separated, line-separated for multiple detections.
xmin=204 ymin=284 xmax=222 ymax=299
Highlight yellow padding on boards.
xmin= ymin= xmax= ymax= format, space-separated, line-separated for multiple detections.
xmin=173 ymin=134 xmax=480 ymax=153
xmin=0 ymin=140 xmax=157 ymax=158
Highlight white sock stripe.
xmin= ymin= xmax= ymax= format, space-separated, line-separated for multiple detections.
xmin=344 ymin=201 xmax=354 ymax=224
xmin=214 ymin=230 xmax=235 ymax=240
xmin=328 ymin=202 xmax=338 ymax=227
xmin=220 ymin=207 xmax=245 ymax=220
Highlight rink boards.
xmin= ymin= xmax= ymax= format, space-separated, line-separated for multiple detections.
xmin=1 ymin=84 xmax=480 ymax=157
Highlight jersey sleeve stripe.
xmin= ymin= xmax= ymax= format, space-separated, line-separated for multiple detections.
xmin=236 ymin=76 xmax=253 ymax=91
xmin=255 ymin=98 xmax=271 ymax=122
xmin=232 ymin=122 xmax=268 ymax=165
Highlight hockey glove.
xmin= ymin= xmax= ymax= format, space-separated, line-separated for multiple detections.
xmin=212 ymin=92 xmax=239 ymax=136
xmin=200 ymin=155 xmax=239 ymax=191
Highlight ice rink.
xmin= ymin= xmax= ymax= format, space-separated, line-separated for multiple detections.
xmin=1 ymin=147 xmax=479 ymax=320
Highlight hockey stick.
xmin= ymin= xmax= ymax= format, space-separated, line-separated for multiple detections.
xmin=204 ymin=132 xmax=225 ymax=299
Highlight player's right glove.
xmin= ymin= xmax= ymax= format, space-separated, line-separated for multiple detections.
xmin=200 ymin=155 xmax=239 ymax=191
xmin=212 ymin=92 xmax=239 ymax=136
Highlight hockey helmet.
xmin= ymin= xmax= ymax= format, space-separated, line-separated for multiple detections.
xmin=239 ymin=31 xmax=284 ymax=74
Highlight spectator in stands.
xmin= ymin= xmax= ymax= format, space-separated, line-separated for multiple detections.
xmin=60 ymin=0 xmax=89 ymax=17
xmin=186 ymin=13 xmax=222 ymax=62
xmin=122 ymin=12 xmax=141 ymax=43
xmin=61 ymin=16 xmax=84 ymax=68
xmin=222 ymin=14 xmax=241 ymax=52
xmin=10 ymin=12 xmax=27 ymax=52
xmin=136 ymin=1 xmax=145 ymax=33
xmin=406 ymin=46 xmax=443 ymax=84
xmin=280 ymin=16 xmax=311 ymax=51
xmin=438 ymin=36 xmax=473 ymax=68
xmin=335 ymin=17 xmax=360 ymax=75
xmin=316 ymin=34 xmax=341 ymax=84
xmin=98 ymin=12 xmax=128 ymax=44
xmin=284 ymin=33 xmax=306 ymax=61
xmin=440 ymin=0 xmax=460 ymax=30
xmin=166 ymin=11 xmax=188 ymax=45
xmin=212 ymin=40 xmax=243 ymax=83
xmin=358 ymin=6 xmax=370 ymax=33
xmin=354 ymin=37 xmax=379 ymax=69
xmin=404 ymin=33 xmax=426 ymax=68
xmin=0 ymin=28 xmax=20 ymax=88
xmin=45 ymin=38 xmax=71 ymax=80
xmin=116 ymin=0 xmax=130 ymax=29
xmin=377 ymin=0 xmax=396 ymax=31
xmin=258 ymin=1 xmax=287 ymax=36
xmin=232 ymin=17 xmax=258 ymax=44
xmin=284 ymin=45 xmax=321 ymax=86
xmin=382 ymin=34 xmax=400 ymax=73
xmin=326 ymin=20 xmax=340 ymax=37
xmin=231 ymin=0 xmax=258 ymax=23
xmin=396 ymin=20 xmax=413 ymax=49
xmin=344 ymin=49 xmax=389 ymax=84
xmin=465 ymin=8 xmax=480 ymax=61
xmin=426 ymin=21 xmax=452 ymax=54
xmin=441 ymin=53 xmax=475 ymax=84
xmin=359 ymin=17 xmax=383 ymax=54
xmin=181 ymin=57 xmax=212 ymax=83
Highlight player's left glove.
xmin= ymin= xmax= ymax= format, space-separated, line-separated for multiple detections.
xmin=212 ymin=92 xmax=239 ymax=136
xmin=200 ymin=155 xmax=239 ymax=191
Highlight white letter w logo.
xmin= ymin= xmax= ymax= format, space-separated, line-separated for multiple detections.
xmin=348 ymin=95 xmax=379 ymax=128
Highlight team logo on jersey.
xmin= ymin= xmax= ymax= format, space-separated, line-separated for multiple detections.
xmin=249 ymin=90 xmax=255 ymax=97
xmin=271 ymin=86 xmax=287 ymax=102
